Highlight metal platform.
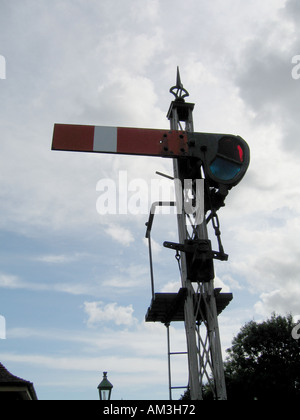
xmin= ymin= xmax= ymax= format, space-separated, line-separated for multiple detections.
xmin=145 ymin=288 xmax=233 ymax=324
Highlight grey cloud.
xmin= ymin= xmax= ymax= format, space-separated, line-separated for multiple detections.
xmin=236 ymin=46 xmax=294 ymax=111
xmin=283 ymin=0 xmax=300 ymax=24
xmin=255 ymin=285 xmax=300 ymax=317
xmin=234 ymin=0 xmax=300 ymax=152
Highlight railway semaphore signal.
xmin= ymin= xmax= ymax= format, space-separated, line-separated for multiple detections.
xmin=52 ymin=68 xmax=250 ymax=400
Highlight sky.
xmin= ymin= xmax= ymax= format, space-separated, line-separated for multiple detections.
xmin=0 ymin=0 xmax=299 ymax=400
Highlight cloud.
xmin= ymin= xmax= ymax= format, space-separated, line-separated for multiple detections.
xmin=205 ymin=0 xmax=300 ymax=319
xmin=1 ymin=0 xmax=300 ymax=401
xmin=83 ymin=301 xmax=137 ymax=327
xmin=8 ymin=322 xmax=170 ymax=358
xmin=104 ymin=224 xmax=134 ymax=246
xmin=0 ymin=259 xmax=150 ymax=297
xmin=129 ymin=0 xmax=160 ymax=24
xmin=0 ymin=274 xmax=22 ymax=289
xmin=102 ymin=264 xmax=150 ymax=292
xmin=0 ymin=352 xmax=164 ymax=375
xmin=0 ymin=272 xmax=99 ymax=297
xmin=160 ymin=281 xmax=181 ymax=293
xmin=214 ymin=275 xmax=233 ymax=293
xmin=0 ymin=273 xmax=65 ymax=293
xmin=3 ymin=322 xmax=186 ymax=393
xmin=34 ymin=253 xmax=86 ymax=264
xmin=220 ymin=211 xmax=300 ymax=318
xmin=234 ymin=0 xmax=300 ymax=151
xmin=143 ymin=237 xmax=162 ymax=256
xmin=254 ymin=282 xmax=300 ymax=318
xmin=0 ymin=0 xmax=167 ymax=239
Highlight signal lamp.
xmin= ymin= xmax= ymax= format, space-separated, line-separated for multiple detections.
xmin=188 ymin=133 xmax=250 ymax=189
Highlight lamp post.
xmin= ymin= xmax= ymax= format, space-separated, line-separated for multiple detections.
xmin=97 ymin=372 xmax=113 ymax=401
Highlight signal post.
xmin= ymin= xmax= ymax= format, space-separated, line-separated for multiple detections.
xmin=167 ymin=69 xmax=226 ymax=399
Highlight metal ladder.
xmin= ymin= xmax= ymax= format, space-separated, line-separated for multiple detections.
xmin=166 ymin=324 xmax=189 ymax=400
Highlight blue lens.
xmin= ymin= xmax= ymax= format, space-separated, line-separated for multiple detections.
xmin=210 ymin=157 xmax=241 ymax=181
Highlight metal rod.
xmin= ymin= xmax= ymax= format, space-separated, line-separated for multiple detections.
xmin=155 ymin=171 xmax=174 ymax=180
xmin=147 ymin=234 xmax=155 ymax=301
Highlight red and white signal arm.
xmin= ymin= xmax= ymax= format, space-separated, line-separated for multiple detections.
xmin=52 ymin=124 xmax=250 ymax=187
xmin=52 ymin=124 xmax=188 ymax=158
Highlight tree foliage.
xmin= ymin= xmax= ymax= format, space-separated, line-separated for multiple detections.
xmin=180 ymin=314 xmax=300 ymax=400
xmin=224 ymin=313 xmax=300 ymax=400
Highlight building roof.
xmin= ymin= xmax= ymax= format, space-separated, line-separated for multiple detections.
xmin=0 ymin=362 xmax=38 ymax=400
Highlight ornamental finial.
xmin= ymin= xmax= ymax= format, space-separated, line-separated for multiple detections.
xmin=169 ymin=66 xmax=189 ymax=101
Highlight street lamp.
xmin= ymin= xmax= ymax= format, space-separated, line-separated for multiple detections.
xmin=97 ymin=372 xmax=113 ymax=401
